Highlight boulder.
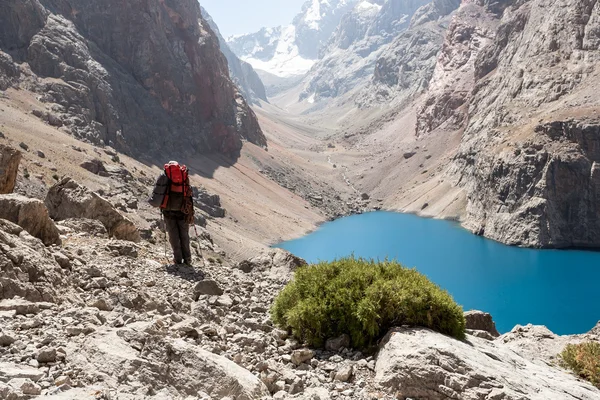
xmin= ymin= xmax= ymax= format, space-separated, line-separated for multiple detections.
xmin=56 ymin=218 xmax=108 ymax=237
xmin=464 ymin=310 xmax=500 ymax=337
xmin=0 ymin=219 xmax=64 ymax=302
xmin=244 ymin=248 xmax=307 ymax=283
xmin=45 ymin=178 xmax=140 ymax=242
xmin=193 ymin=280 xmax=224 ymax=298
xmin=325 ymin=334 xmax=351 ymax=352
xmin=66 ymin=330 xmax=270 ymax=399
xmin=291 ymin=349 xmax=314 ymax=366
xmin=334 ymin=365 xmax=353 ymax=382
xmin=0 ymin=145 xmax=21 ymax=194
xmin=0 ymin=362 xmax=45 ymax=382
xmin=79 ymin=158 xmax=107 ymax=175
xmin=375 ymin=327 xmax=600 ymax=400
xmin=0 ymin=194 xmax=61 ymax=246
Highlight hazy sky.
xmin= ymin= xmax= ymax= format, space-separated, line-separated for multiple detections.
xmin=200 ymin=0 xmax=307 ymax=37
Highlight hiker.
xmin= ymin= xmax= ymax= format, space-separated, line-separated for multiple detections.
xmin=149 ymin=161 xmax=195 ymax=265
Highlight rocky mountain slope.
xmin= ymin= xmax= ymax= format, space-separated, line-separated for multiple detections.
xmin=227 ymin=0 xmax=358 ymax=77
xmin=297 ymin=0 xmax=450 ymax=104
xmin=0 ymin=142 xmax=599 ymax=399
xmin=0 ymin=0 xmax=265 ymax=157
xmin=449 ymin=0 xmax=600 ymax=248
xmin=281 ymin=0 xmax=600 ymax=249
xmin=201 ymin=7 xmax=268 ymax=105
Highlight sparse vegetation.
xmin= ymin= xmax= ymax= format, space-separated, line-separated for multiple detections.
xmin=52 ymin=174 xmax=59 ymax=181
xmin=23 ymin=168 xmax=30 ymax=179
xmin=111 ymin=155 xmax=120 ymax=163
xmin=271 ymin=256 xmax=466 ymax=348
xmin=560 ymin=342 xmax=600 ymax=388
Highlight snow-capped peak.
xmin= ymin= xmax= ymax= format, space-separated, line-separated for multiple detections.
xmin=227 ymin=0 xmax=359 ymax=77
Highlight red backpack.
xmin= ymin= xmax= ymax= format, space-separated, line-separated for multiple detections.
xmin=160 ymin=161 xmax=191 ymax=209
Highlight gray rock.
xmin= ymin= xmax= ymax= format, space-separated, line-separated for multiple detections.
xmin=0 ymin=298 xmax=40 ymax=315
xmin=291 ymin=349 xmax=314 ymax=366
xmin=0 ymin=0 xmax=265 ymax=157
xmin=325 ymin=334 xmax=351 ymax=352
xmin=0 ymin=194 xmax=61 ymax=246
xmin=0 ymin=363 xmax=45 ymax=382
xmin=334 ymin=365 xmax=353 ymax=382
xmin=8 ymin=378 xmax=41 ymax=395
xmin=79 ymin=158 xmax=107 ymax=175
xmin=45 ymin=178 xmax=139 ymax=242
xmin=57 ymin=218 xmax=108 ymax=237
xmin=375 ymin=327 xmax=600 ymax=399
xmin=0 ymin=334 xmax=15 ymax=346
xmin=464 ymin=310 xmax=500 ymax=337
xmin=53 ymin=251 xmax=71 ymax=269
xmin=194 ymin=280 xmax=224 ymax=297
xmin=36 ymin=347 xmax=57 ymax=363
xmin=0 ymin=145 xmax=21 ymax=194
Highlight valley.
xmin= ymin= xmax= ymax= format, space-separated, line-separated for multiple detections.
xmin=1 ymin=0 xmax=600 ymax=399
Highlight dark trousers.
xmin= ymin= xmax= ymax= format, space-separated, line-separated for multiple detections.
xmin=165 ymin=217 xmax=191 ymax=263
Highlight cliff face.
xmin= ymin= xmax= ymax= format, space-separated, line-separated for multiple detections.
xmin=357 ymin=0 xmax=460 ymax=107
xmin=201 ymin=7 xmax=268 ymax=105
xmin=0 ymin=0 xmax=266 ymax=157
xmin=453 ymin=0 xmax=600 ymax=248
xmin=300 ymin=0 xmax=431 ymax=102
xmin=410 ymin=0 xmax=600 ymax=248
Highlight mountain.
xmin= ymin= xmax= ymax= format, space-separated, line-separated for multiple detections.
xmin=349 ymin=0 xmax=600 ymax=248
xmin=298 ymin=0 xmax=438 ymax=103
xmin=200 ymin=7 xmax=268 ymax=104
xmin=356 ymin=0 xmax=460 ymax=107
xmin=448 ymin=0 xmax=600 ymax=248
xmin=227 ymin=0 xmax=358 ymax=77
xmin=0 ymin=0 xmax=265 ymax=157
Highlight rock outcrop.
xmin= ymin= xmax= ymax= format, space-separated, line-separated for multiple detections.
xmin=201 ymin=7 xmax=268 ymax=104
xmin=376 ymin=327 xmax=600 ymax=399
xmin=299 ymin=0 xmax=432 ymax=103
xmin=415 ymin=0 xmax=504 ymax=137
xmin=357 ymin=0 xmax=458 ymax=107
xmin=0 ymin=194 xmax=61 ymax=246
xmin=464 ymin=309 xmax=500 ymax=337
xmin=0 ymin=145 xmax=21 ymax=195
xmin=447 ymin=0 xmax=600 ymax=247
xmin=0 ymin=0 xmax=266 ymax=157
xmin=45 ymin=178 xmax=140 ymax=242
xmin=0 ymin=219 xmax=64 ymax=302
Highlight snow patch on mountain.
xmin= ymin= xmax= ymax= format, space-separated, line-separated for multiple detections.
xmin=227 ymin=0 xmax=358 ymax=77
xmin=241 ymin=26 xmax=316 ymax=77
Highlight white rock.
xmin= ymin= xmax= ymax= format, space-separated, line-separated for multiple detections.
xmin=375 ymin=327 xmax=600 ymax=400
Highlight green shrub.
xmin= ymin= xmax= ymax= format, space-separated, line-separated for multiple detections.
xmin=560 ymin=342 xmax=600 ymax=388
xmin=271 ymin=257 xmax=465 ymax=348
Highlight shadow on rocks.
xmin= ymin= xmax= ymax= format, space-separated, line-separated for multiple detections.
xmin=164 ymin=263 xmax=206 ymax=282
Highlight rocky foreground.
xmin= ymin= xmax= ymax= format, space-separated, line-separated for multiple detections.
xmin=0 ymin=157 xmax=599 ymax=399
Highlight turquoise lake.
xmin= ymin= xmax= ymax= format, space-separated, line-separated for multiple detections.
xmin=276 ymin=211 xmax=600 ymax=335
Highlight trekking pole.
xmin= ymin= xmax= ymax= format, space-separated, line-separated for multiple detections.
xmin=161 ymin=211 xmax=169 ymax=263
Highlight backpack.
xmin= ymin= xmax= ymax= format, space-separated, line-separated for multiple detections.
xmin=160 ymin=161 xmax=191 ymax=210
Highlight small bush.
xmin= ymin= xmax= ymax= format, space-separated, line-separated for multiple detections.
xmin=271 ymin=257 xmax=465 ymax=348
xmin=52 ymin=174 xmax=59 ymax=181
xmin=23 ymin=169 xmax=30 ymax=179
xmin=560 ymin=342 xmax=600 ymax=388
